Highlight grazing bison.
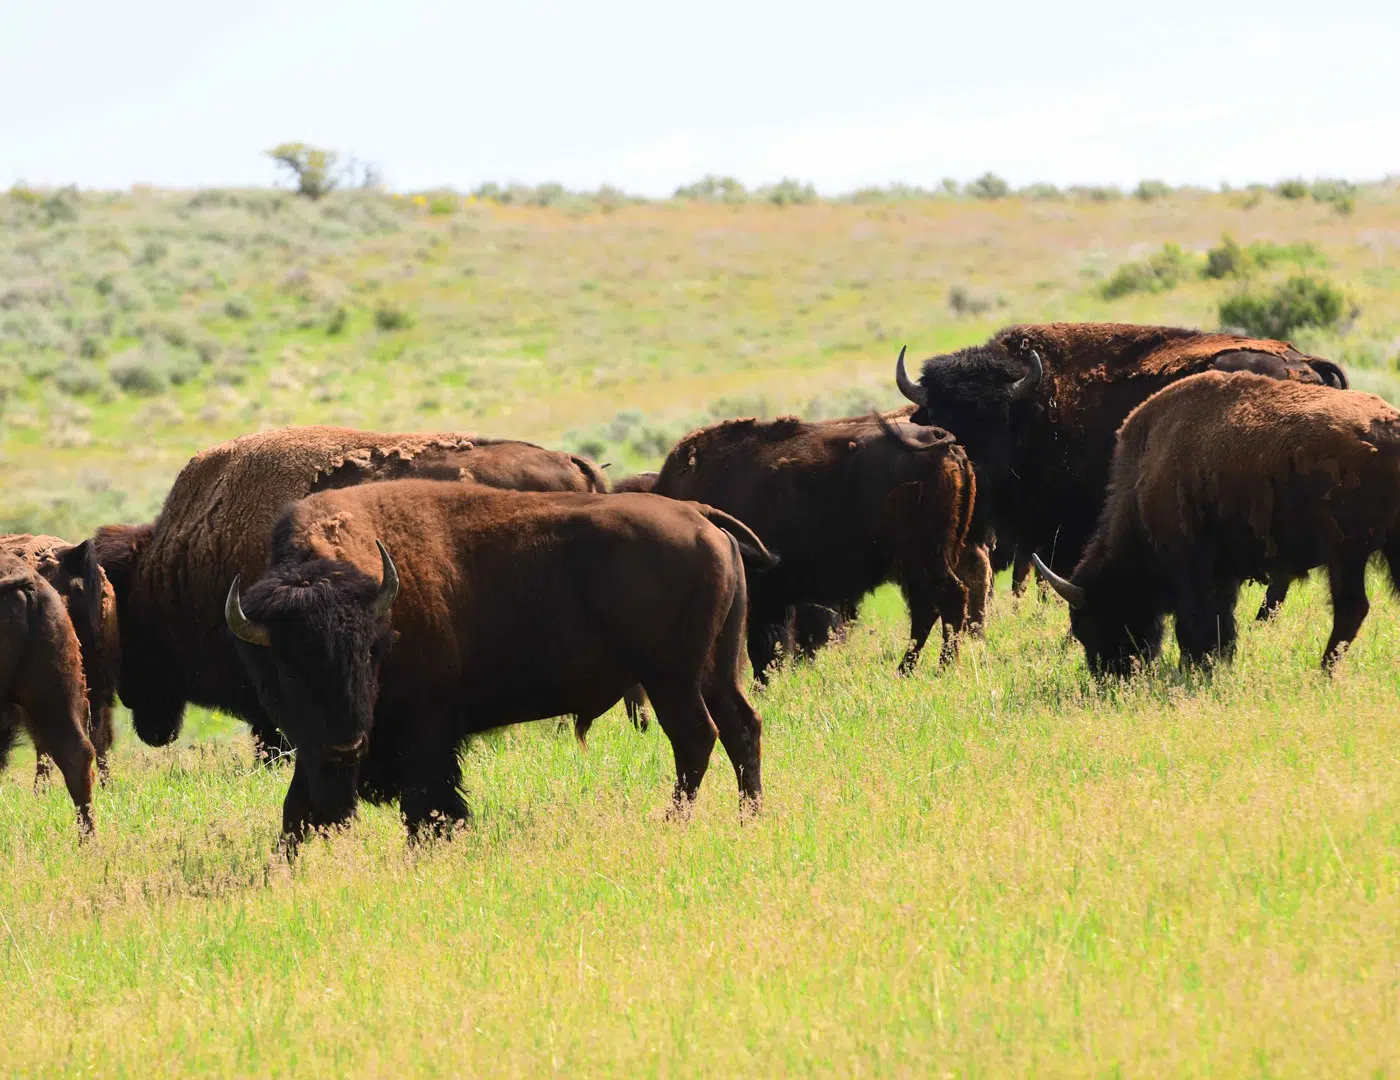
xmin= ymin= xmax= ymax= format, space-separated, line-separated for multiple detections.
xmin=0 ymin=555 xmax=96 ymax=836
xmin=1 ymin=535 xmax=118 ymax=781
xmin=894 ymin=323 xmax=1349 ymax=610
xmin=653 ymin=411 xmax=978 ymax=679
xmin=93 ymin=427 xmax=608 ymax=762
xmin=223 ymin=480 xmax=773 ymax=840
xmin=1033 ymin=371 xmax=1400 ymax=675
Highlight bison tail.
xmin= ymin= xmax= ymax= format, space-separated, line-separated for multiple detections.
xmin=698 ymin=507 xmax=780 ymax=571
xmin=570 ymin=455 xmax=611 ymax=493
xmin=1308 ymin=359 xmax=1349 ymax=390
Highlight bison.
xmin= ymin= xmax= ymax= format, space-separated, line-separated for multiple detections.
xmin=1 ymin=535 xmax=118 ymax=782
xmin=1 ymin=554 xmax=97 ymax=837
xmin=1032 ymin=371 xmax=1400 ymax=675
xmin=894 ymin=324 xmax=1349 ymax=613
xmin=93 ymin=427 xmax=608 ymax=763
xmin=652 ymin=411 xmax=978 ymax=680
xmin=223 ymin=480 xmax=773 ymax=840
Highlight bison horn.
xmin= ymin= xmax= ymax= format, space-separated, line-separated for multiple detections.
xmin=225 ymin=575 xmax=271 ymax=647
xmin=371 ymin=540 xmax=399 ymax=619
xmin=1011 ymin=348 xmax=1043 ymax=403
xmin=894 ymin=345 xmax=928 ymax=407
xmin=1031 ymin=553 xmax=1086 ymax=609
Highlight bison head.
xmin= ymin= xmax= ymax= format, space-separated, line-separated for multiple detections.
xmin=1032 ymin=554 xmax=1165 ymax=678
xmin=895 ymin=343 xmax=1041 ymax=520
xmin=225 ymin=541 xmax=399 ymax=829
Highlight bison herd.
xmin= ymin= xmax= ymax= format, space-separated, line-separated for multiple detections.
xmin=4 ymin=321 xmax=1398 ymax=845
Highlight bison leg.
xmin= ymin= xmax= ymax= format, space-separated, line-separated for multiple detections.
xmin=622 ymin=684 xmax=651 ymax=732
xmin=900 ymin=571 xmax=968 ymax=674
xmin=745 ymin=600 xmax=793 ymax=687
xmin=399 ymin=723 xmax=469 ymax=841
xmin=91 ymin=705 xmax=114 ymax=784
xmin=1255 ymin=575 xmax=1293 ymax=622
xmin=1010 ymin=550 xmax=1032 ymax=598
xmin=251 ymin=721 xmax=294 ymax=766
xmin=703 ymin=584 xmax=764 ymax=814
xmin=648 ymin=682 xmax=718 ymax=816
xmin=1173 ymin=574 xmax=1240 ymax=669
xmin=280 ymin=757 xmax=314 ymax=845
xmin=25 ymin=708 xmax=96 ymax=839
xmin=957 ymin=545 xmax=993 ymax=636
xmin=1322 ymin=555 xmax=1371 ymax=673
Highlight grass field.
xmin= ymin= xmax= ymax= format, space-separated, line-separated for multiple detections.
xmin=3 ymin=184 xmax=1400 ymax=1074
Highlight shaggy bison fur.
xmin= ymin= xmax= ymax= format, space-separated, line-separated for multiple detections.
xmin=93 ymin=427 xmax=608 ymax=762
xmin=0 ymin=554 xmax=96 ymax=836
xmin=225 ymin=481 xmax=773 ymax=840
xmin=1034 ymin=371 xmax=1400 ymax=675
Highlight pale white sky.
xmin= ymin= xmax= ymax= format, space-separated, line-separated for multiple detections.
xmin=4 ymin=1 xmax=1397 ymax=195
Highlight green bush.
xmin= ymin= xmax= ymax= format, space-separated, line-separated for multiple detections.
xmin=1100 ymin=243 xmax=1196 ymax=299
xmin=1275 ymin=178 xmax=1309 ymax=200
xmin=374 ymin=302 xmax=412 ymax=331
xmin=1069 ymin=185 xmax=1123 ymax=202
xmin=758 ymin=179 xmax=817 ymax=206
xmin=266 ymin=143 xmax=340 ymax=199
xmin=107 ymin=347 xmax=170 ymax=395
xmin=1218 ymin=275 xmax=1350 ymax=339
xmin=1019 ymin=182 xmax=1063 ymax=201
xmin=1203 ymin=234 xmax=1325 ymax=279
xmin=52 ymin=359 xmax=107 ymax=396
xmin=967 ymin=173 xmax=1010 ymax=200
xmin=1133 ymin=179 xmax=1173 ymax=201
xmin=675 ymin=176 xmax=748 ymax=203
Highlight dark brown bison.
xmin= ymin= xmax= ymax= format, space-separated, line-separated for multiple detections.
xmin=1 ymin=554 xmax=96 ymax=837
xmin=1 ymin=535 xmax=118 ymax=782
xmin=652 ymin=411 xmax=977 ymax=679
xmin=895 ymin=324 xmax=1349 ymax=615
xmin=93 ymin=427 xmax=608 ymax=762
xmin=223 ymin=480 xmax=773 ymax=840
xmin=1033 ymin=371 xmax=1400 ymax=675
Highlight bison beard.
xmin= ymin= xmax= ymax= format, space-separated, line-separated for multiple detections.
xmin=895 ymin=324 xmax=1350 ymax=613
xmin=227 ymin=482 xmax=766 ymax=842
xmin=1034 ymin=371 xmax=1400 ymax=676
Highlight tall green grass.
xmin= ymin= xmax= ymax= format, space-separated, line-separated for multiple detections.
xmin=3 ymin=574 xmax=1399 ymax=1075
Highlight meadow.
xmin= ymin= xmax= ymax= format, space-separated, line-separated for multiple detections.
xmin=3 ymin=180 xmax=1400 ymax=1074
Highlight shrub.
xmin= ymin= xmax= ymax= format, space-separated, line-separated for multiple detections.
xmin=675 ymin=176 xmax=748 ymax=203
xmin=1100 ymin=243 xmax=1195 ymax=299
xmin=947 ymin=285 xmax=996 ymax=316
xmin=374 ymin=302 xmax=412 ymax=331
xmin=1204 ymin=235 xmax=1326 ymax=280
xmin=1275 ymin=178 xmax=1309 ymax=200
xmin=326 ymin=305 xmax=348 ymax=334
xmin=759 ymin=179 xmax=817 ymax=206
xmin=1069 ymin=184 xmax=1123 ymax=202
xmin=1218 ymin=275 xmax=1350 ymax=339
xmin=266 ymin=143 xmax=340 ymax=199
xmin=1203 ymin=235 xmax=1248 ymax=279
xmin=1133 ymin=179 xmax=1173 ymax=201
xmin=1019 ymin=182 xmax=1063 ymax=200
xmin=967 ymin=173 xmax=1010 ymax=200
xmin=224 ymin=295 xmax=252 ymax=319
xmin=52 ymin=359 xmax=107 ymax=396
xmin=107 ymin=347 xmax=170 ymax=395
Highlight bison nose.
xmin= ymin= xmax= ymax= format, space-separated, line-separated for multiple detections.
xmin=325 ymin=732 xmax=368 ymax=764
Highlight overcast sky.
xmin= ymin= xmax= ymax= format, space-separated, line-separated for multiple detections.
xmin=4 ymin=1 xmax=1397 ymax=195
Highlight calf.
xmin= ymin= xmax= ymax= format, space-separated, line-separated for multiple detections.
xmin=2 ymin=535 xmax=118 ymax=782
xmin=1034 ymin=371 xmax=1400 ymax=675
xmin=0 ymin=555 xmax=96 ymax=836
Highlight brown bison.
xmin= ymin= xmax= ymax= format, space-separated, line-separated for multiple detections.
xmin=93 ymin=427 xmax=608 ymax=761
xmin=652 ymin=411 xmax=978 ymax=679
xmin=223 ymin=480 xmax=773 ymax=839
xmin=1 ymin=554 xmax=96 ymax=836
xmin=1033 ymin=371 xmax=1400 ymax=675
xmin=895 ymin=324 xmax=1348 ymax=614
xmin=1 ymin=535 xmax=118 ymax=782
xmin=609 ymin=472 xmax=659 ymax=494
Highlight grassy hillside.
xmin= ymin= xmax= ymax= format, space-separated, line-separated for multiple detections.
xmin=3 ymin=183 xmax=1399 ymax=535
xmin=3 ymin=183 xmax=1400 ymax=1075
